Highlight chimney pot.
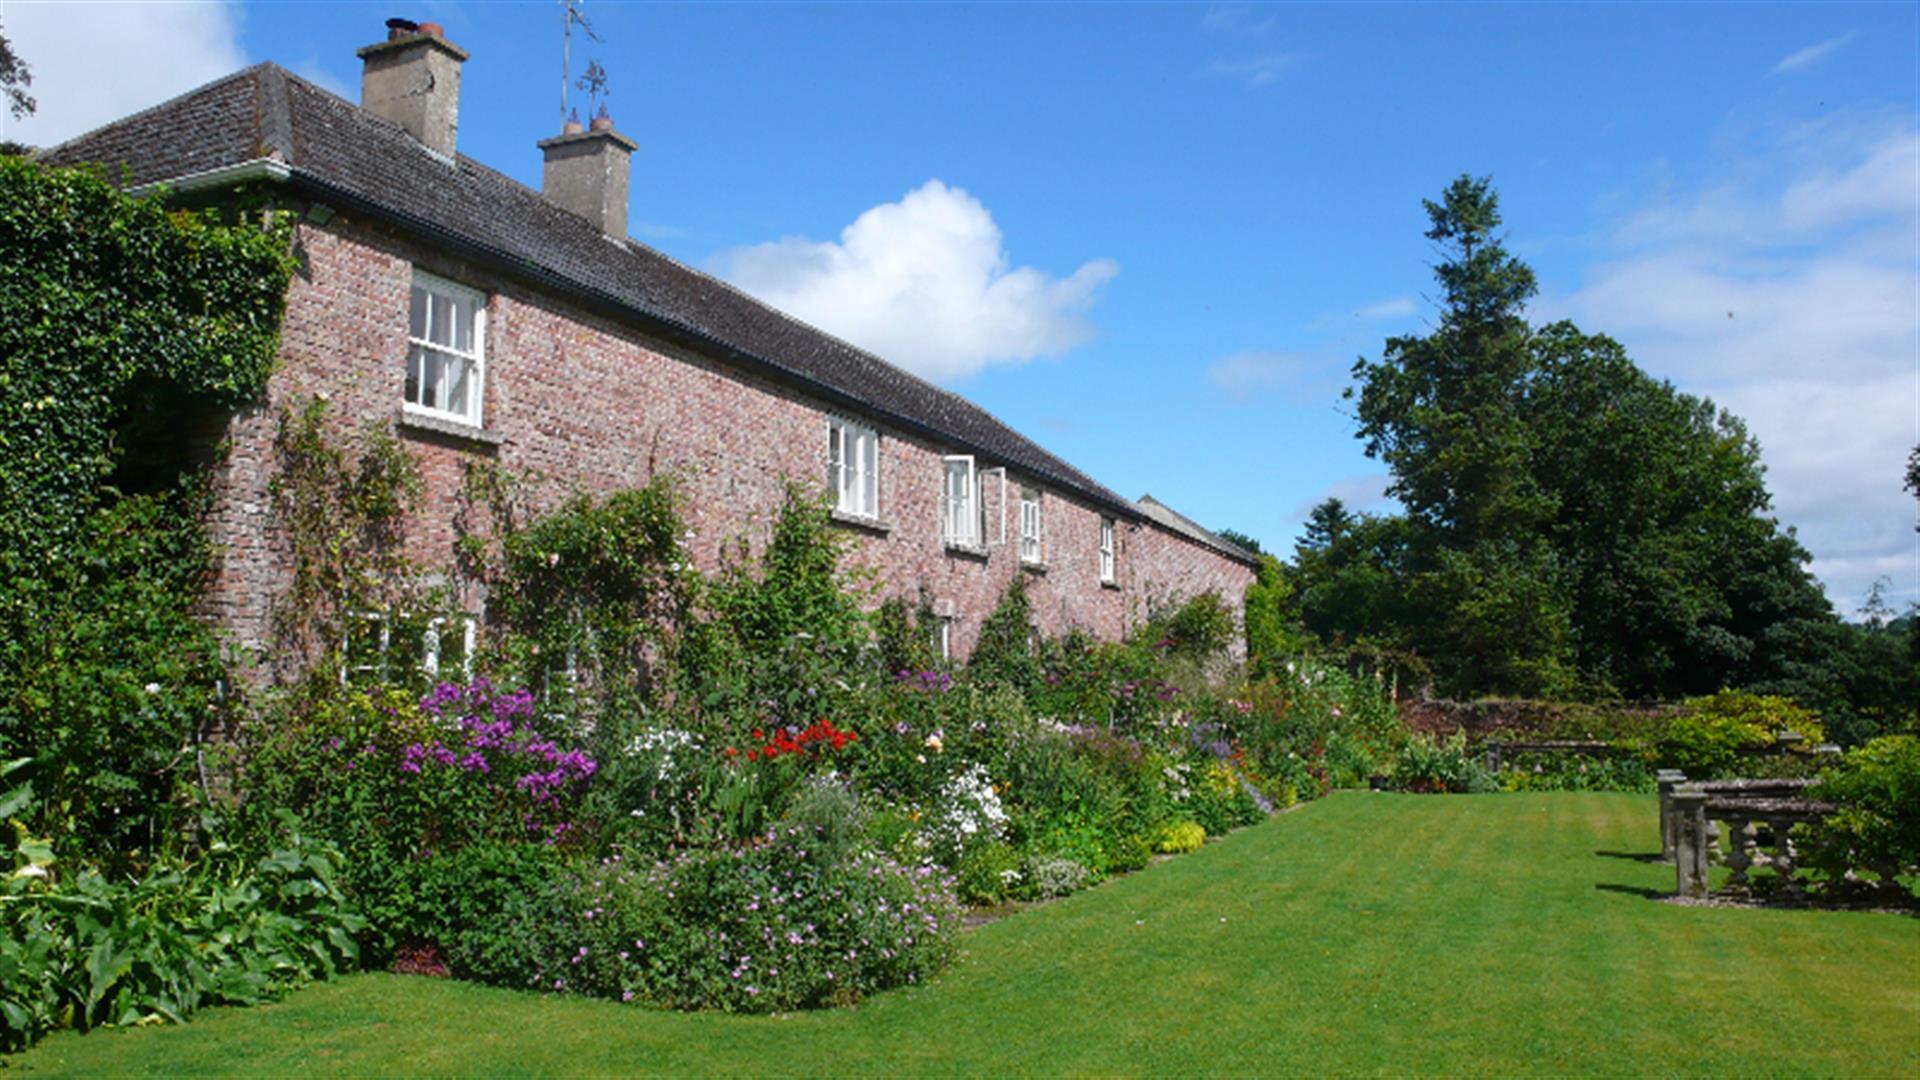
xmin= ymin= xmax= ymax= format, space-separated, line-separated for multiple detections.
xmin=417 ymin=21 xmax=444 ymax=38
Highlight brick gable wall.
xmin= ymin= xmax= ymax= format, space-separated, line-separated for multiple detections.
xmin=203 ymin=215 xmax=1254 ymax=671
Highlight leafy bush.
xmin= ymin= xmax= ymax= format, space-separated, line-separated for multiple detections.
xmin=1148 ymin=590 xmax=1237 ymax=660
xmin=954 ymin=840 xmax=1023 ymax=905
xmin=969 ymin=575 xmax=1039 ymax=695
xmin=1496 ymin=754 xmax=1654 ymax=793
xmin=1184 ymin=758 xmax=1264 ymax=836
xmin=1644 ymin=690 xmax=1823 ymax=777
xmin=2 ymin=787 xmax=362 ymax=1053
xmin=1390 ymin=732 xmax=1498 ymax=794
xmin=482 ymin=480 xmax=692 ymax=726
xmin=236 ymin=679 xmax=595 ymax=957
xmin=399 ymin=841 xmax=571 ymax=988
xmin=1223 ymin=659 xmax=1403 ymax=797
xmin=1155 ymin=821 xmax=1205 ymax=854
xmin=556 ymin=827 xmax=961 ymax=1012
xmin=677 ymin=485 xmax=877 ymax=744
xmin=872 ymin=593 xmax=938 ymax=680
xmin=1019 ymin=854 xmax=1092 ymax=899
xmin=1807 ymin=735 xmax=1920 ymax=890
xmin=0 ymin=159 xmax=293 ymax=864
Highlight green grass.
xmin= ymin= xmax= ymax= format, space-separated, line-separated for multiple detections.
xmin=15 ymin=792 xmax=1919 ymax=1076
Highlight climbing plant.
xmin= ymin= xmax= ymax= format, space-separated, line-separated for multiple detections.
xmin=0 ymin=158 xmax=294 ymax=861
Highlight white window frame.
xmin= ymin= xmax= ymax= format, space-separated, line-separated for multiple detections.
xmin=422 ymin=616 xmax=478 ymax=680
xmin=405 ymin=269 xmax=487 ymax=427
xmin=942 ymin=455 xmax=980 ymax=546
xmin=827 ymin=417 xmax=880 ymax=520
xmin=343 ymin=608 xmax=476 ymax=685
xmin=1099 ymin=517 xmax=1116 ymax=583
xmin=1019 ymin=486 xmax=1043 ymax=564
xmin=936 ymin=615 xmax=954 ymax=660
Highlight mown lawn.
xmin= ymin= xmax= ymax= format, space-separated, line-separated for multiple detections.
xmin=15 ymin=792 xmax=1919 ymax=1076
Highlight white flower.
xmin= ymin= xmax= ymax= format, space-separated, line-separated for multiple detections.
xmin=143 ymin=682 xmax=161 ymax=695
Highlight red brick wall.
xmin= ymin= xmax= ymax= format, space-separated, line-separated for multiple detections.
xmin=204 ymin=215 xmax=1253 ymax=668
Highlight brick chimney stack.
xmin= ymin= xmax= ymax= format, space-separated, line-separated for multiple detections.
xmin=357 ymin=18 xmax=468 ymax=159
xmin=538 ymin=111 xmax=636 ymax=239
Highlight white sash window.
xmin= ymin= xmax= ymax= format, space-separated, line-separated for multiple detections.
xmin=405 ymin=270 xmax=486 ymax=426
xmin=942 ymin=455 xmax=979 ymax=546
xmin=1019 ymin=486 xmax=1043 ymax=564
xmin=1099 ymin=517 xmax=1116 ymax=582
xmin=828 ymin=418 xmax=879 ymax=519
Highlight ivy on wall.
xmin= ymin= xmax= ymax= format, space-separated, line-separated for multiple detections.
xmin=0 ymin=157 xmax=294 ymax=861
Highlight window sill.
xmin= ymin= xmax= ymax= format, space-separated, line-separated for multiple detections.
xmin=1020 ymin=559 xmax=1048 ymax=574
xmin=944 ymin=540 xmax=989 ymax=561
xmin=1100 ymin=578 xmax=1121 ymax=591
xmin=397 ymin=409 xmax=504 ymax=447
xmin=829 ymin=509 xmax=889 ymax=536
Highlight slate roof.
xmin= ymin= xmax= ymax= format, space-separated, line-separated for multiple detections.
xmin=1135 ymin=495 xmax=1259 ymax=566
xmin=39 ymin=63 xmax=1146 ymax=520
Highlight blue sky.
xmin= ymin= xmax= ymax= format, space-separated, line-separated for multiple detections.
xmin=7 ymin=1 xmax=1917 ymax=613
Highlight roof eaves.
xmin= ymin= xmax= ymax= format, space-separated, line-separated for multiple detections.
xmin=1136 ymin=494 xmax=1260 ymax=566
xmin=280 ymin=165 xmax=1147 ymax=523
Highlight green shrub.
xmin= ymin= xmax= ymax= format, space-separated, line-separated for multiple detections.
xmin=1390 ymin=732 xmax=1498 ymax=794
xmin=873 ymin=593 xmax=938 ymax=680
xmin=557 ymin=828 xmax=961 ymax=1012
xmin=1184 ymin=758 xmax=1264 ymax=836
xmin=0 ymin=160 xmax=294 ymax=864
xmin=236 ymin=679 xmax=596 ymax=958
xmin=1018 ymin=854 xmax=1092 ymax=899
xmin=1148 ymin=590 xmax=1237 ymax=660
xmin=677 ymin=485 xmax=876 ymax=744
xmin=1497 ymin=754 xmax=1654 ymax=793
xmin=1645 ymin=690 xmax=1823 ymax=776
xmin=969 ymin=575 xmax=1039 ymax=696
xmin=402 ymin=841 xmax=571 ymax=988
xmin=1155 ymin=820 xmax=1205 ymax=854
xmin=1808 ymin=735 xmax=1920 ymax=889
xmin=954 ymin=840 xmax=1023 ymax=905
xmin=1 ymin=801 xmax=362 ymax=1053
xmin=483 ymin=479 xmax=692 ymax=726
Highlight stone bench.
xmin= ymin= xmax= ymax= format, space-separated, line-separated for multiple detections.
xmin=1670 ymin=782 xmax=1833 ymax=900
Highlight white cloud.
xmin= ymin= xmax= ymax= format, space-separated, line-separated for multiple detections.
xmin=1771 ymin=32 xmax=1855 ymax=75
xmin=1203 ymin=53 xmax=1301 ymax=89
xmin=1208 ymin=350 xmax=1318 ymax=402
xmin=1353 ymin=296 xmax=1417 ymax=320
xmin=1292 ymin=473 xmax=1396 ymax=520
xmin=1 ymin=1 xmax=246 ymax=148
xmin=1202 ymin=4 xmax=1276 ymax=36
xmin=289 ymin=57 xmax=351 ymax=102
xmin=1550 ymin=119 xmax=1920 ymax=611
xmin=712 ymin=180 xmax=1118 ymax=383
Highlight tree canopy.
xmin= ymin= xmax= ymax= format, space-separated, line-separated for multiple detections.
xmin=1313 ymin=174 xmax=1853 ymax=708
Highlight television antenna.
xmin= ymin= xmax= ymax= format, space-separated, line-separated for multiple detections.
xmin=558 ymin=0 xmax=603 ymax=127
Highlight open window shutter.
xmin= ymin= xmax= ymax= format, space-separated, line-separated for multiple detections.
xmin=827 ymin=424 xmax=845 ymax=509
xmin=861 ymin=430 xmax=878 ymax=517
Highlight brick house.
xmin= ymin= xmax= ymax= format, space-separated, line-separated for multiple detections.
xmin=41 ymin=21 xmax=1256 ymax=671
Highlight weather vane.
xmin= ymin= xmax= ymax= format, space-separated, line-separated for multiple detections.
xmin=577 ymin=59 xmax=610 ymax=122
xmin=558 ymin=0 xmax=604 ymax=128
